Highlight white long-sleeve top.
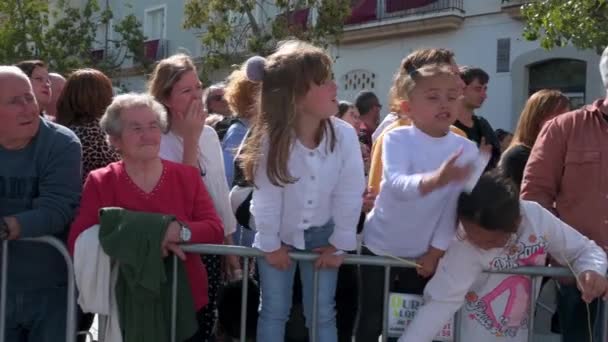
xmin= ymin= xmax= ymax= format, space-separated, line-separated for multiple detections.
xmin=160 ymin=126 xmax=237 ymax=236
xmin=363 ymin=125 xmax=479 ymax=258
xmin=251 ymin=117 xmax=365 ymax=252
xmin=400 ymin=200 xmax=608 ymax=342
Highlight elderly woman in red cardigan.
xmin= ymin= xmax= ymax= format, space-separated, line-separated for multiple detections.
xmin=67 ymin=93 xmax=224 ymax=341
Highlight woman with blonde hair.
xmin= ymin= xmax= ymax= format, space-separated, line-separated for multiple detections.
xmin=499 ymin=89 xmax=569 ymax=187
xmin=148 ymin=53 xmax=240 ymax=340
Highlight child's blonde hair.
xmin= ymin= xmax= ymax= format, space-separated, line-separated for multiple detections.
xmin=224 ymin=67 xmax=259 ymax=119
xmin=388 ymin=48 xmax=455 ymax=112
xmin=239 ymin=40 xmax=336 ymax=186
xmin=392 ymin=64 xmax=458 ymax=104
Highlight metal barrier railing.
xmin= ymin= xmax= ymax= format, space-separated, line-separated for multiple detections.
xmin=172 ymin=244 xmax=608 ymax=342
xmin=1 ymin=239 xmax=604 ymax=341
xmin=0 ymin=237 xmax=77 ymax=342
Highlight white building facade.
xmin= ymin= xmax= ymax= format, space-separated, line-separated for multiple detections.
xmin=332 ymin=0 xmax=602 ymax=131
xmin=100 ymin=0 xmax=602 ymax=131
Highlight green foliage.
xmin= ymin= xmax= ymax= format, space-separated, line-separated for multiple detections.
xmin=0 ymin=0 xmax=146 ymax=75
xmin=183 ymin=0 xmax=351 ymax=81
xmin=522 ymin=0 xmax=608 ymax=53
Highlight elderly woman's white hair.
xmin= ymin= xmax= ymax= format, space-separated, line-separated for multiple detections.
xmin=600 ymin=47 xmax=608 ymax=89
xmin=100 ymin=93 xmax=169 ymax=140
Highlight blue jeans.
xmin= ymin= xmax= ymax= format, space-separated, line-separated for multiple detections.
xmin=558 ymin=283 xmax=605 ymax=341
xmin=6 ymin=286 xmax=67 ymax=342
xmin=257 ymin=223 xmax=338 ymax=342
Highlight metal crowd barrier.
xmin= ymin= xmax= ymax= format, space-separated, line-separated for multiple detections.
xmin=1 ymin=239 xmax=604 ymax=342
xmin=171 ymin=244 xmax=608 ymax=342
xmin=0 ymin=237 xmax=77 ymax=342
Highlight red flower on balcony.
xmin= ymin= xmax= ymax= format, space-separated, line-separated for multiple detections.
xmin=345 ymin=0 xmax=377 ymax=25
xmin=144 ymin=39 xmax=160 ymax=61
xmin=287 ymin=8 xmax=310 ymax=30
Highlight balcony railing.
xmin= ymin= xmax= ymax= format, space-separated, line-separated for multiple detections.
xmin=501 ymin=0 xmax=532 ymax=19
xmin=342 ymin=0 xmax=465 ymax=43
xmin=346 ymin=0 xmax=464 ymax=26
xmin=501 ymin=0 xmax=529 ymax=4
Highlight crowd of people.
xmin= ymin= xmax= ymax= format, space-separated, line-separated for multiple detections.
xmin=1 ymin=39 xmax=608 ymax=342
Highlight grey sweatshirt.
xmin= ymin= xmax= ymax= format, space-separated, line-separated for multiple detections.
xmin=0 ymin=118 xmax=82 ymax=292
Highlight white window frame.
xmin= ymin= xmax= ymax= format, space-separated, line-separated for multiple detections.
xmin=143 ymin=4 xmax=167 ymax=41
xmin=95 ymin=19 xmax=114 ymax=49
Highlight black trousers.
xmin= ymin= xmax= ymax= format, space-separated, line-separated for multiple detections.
xmin=355 ymin=247 xmax=429 ymax=342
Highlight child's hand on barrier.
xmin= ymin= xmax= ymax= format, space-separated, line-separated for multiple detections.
xmin=416 ymin=247 xmax=445 ymax=278
xmin=577 ymin=270 xmax=608 ymax=303
xmin=162 ymin=221 xmax=186 ymax=260
xmin=314 ymin=245 xmax=345 ymax=269
xmin=264 ymin=245 xmax=291 ymax=270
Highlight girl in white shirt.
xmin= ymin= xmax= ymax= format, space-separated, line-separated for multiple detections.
xmin=147 ymin=54 xmax=241 ymax=340
xmin=400 ymin=172 xmax=608 ymax=342
xmin=239 ymin=41 xmax=365 ymax=342
xmin=357 ymin=64 xmax=483 ymax=341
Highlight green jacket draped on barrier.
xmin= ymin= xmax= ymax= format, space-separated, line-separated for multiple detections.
xmin=99 ymin=207 xmax=198 ymax=342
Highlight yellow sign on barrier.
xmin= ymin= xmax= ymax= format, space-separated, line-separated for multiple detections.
xmin=387 ymin=292 xmax=454 ymax=341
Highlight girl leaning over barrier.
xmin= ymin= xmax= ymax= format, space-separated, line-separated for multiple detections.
xmin=399 ymin=171 xmax=608 ymax=342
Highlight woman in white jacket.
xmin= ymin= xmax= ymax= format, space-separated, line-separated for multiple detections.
xmin=400 ymin=172 xmax=608 ymax=342
xmin=148 ymin=53 xmax=240 ymax=341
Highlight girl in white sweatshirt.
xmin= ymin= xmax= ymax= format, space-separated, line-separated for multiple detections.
xmin=357 ymin=64 xmax=486 ymax=341
xmin=399 ymin=172 xmax=608 ymax=342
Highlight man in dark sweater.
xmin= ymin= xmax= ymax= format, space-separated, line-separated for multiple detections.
xmin=0 ymin=66 xmax=82 ymax=341
xmin=454 ymin=66 xmax=501 ymax=169
xmin=355 ymin=90 xmax=382 ymax=150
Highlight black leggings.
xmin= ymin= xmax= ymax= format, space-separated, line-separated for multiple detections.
xmin=197 ymin=254 xmax=223 ymax=341
xmin=355 ymin=247 xmax=429 ymax=342
xmin=184 ymin=309 xmax=208 ymax=342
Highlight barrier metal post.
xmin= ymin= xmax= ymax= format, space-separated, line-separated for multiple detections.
xmin=311 ymin=268 xmax=320 ymax=342
xmin=381 ymin=266 xmax=391 ymax=342
xmin=171 ymin=255 xmax=178 ymax=342
xmin=98 ymin=315 xmax=107 ymax=342
xmin=453 ymin=308 xmax=462 ymax=341
xmin=527 ymin=276 xmax=540 ymax=341
xmin=0 ymin=237 xmax=76 ymax=342
xmin=603 ymin=298 xmax=608 ymax=342
xmin=239 ymin=257 xmax=249 ymax=342
xmin=0 ymin=241 xmax=7 ymax=342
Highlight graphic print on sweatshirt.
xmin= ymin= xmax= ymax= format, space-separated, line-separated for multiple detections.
xmin=464 ymin=234 xmax=547 ymax=338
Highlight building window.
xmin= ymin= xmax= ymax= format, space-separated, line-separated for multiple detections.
xmin=528 ymin=59 xmax=586 ymax=109
xmin=94 ymin=20 xmax=113 ymax=50
xmin=144 ymin=5 xmax=166 ymax=40
xmin=339 ymin=69 xmax=376 ymax=102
